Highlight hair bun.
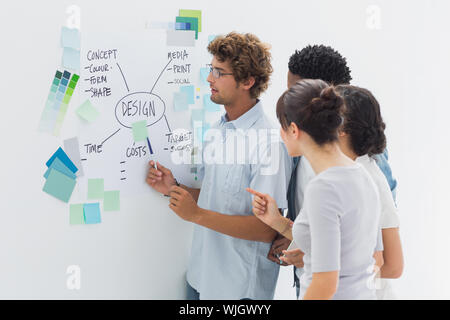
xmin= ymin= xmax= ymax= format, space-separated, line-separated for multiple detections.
xmin=310 ymin=87 xmax=343 ymax=114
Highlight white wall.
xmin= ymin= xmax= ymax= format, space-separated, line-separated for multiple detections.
xmin=1 ymin=0 xmax=449 ymax=299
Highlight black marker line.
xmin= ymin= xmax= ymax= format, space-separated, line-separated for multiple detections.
xmin=120 ymin=161 xmax=126 ymax=164
xmin=121 ymin=170 xmax=126 ymax=173
xmin=81 ymin=158 xmax=87 ymax=161
xmin=100 ymin=128 xmax=121 ymax=146
xmin=116 ymin=63 xmax=130 ymax=92
xmin=120 ymin=178 xmax=127 ymax=180
xmin=163 ymin=115 xmax=172 ymax=133
xmin=150 ymin=58 xmax=173 ymax=94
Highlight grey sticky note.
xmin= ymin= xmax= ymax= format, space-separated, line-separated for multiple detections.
xmin=166 ymin=30 xmax=195 ymax=47
xmin=63 ymin=137 xmax=84 ymax=177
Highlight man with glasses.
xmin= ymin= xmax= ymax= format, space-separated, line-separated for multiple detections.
xmin=146 ymin=32 xmax=291 ymax=300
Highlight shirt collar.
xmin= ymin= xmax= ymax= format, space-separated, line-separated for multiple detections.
xmin=219 ymin=100 xmax=263 ymax=130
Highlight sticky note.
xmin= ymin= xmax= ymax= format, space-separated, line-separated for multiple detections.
xmin=70 ymin=204 xmax=85 ymax=225
xmin=62 ymin=47 xmax=80 ymax=71
xmin=104 ymin=191 xmax=120 ymax=211
xmin=179 ymin=9 xmax=202 ymax=32
xmin=200 ymin=68 xmax=210 ymax=86
xmin=173 ymin=92 xmax=189 ymax=111
xmin=166 ymin=30 xmax=195 ymax=47
xmin=131 ymin=120 xmax=148 ymax=142
xmin=76 ymin=100 xmax=100 ymax=122
xmin=42 ymin=169 xmax=76 ymax=203
xmin=44 ymin=157 xmax=76 ymax=180
xmin=46 ymin=147 xmax=78 ymax=174
xmin=175 ymin=22 xmax=191 ymax=30
xmin=88 ymin=178 xmax=104 ymax=199
xmin=180 ymin=85 xmax=195 ymax=104
xmin=63 ymin=137 xmax=84 ymax=177
xmin=84 ymin=203 xmax=101 ymax=224
xmin=175 ymin=17 xmax=198 ymax=39
xmin=203 ymin=94 xmax=221 ymax=112
xmin=61 ymin=27 xmax=80 ymax=50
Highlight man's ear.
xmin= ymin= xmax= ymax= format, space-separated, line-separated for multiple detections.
xmin=240 ymin=76 xmax=255 ymax=91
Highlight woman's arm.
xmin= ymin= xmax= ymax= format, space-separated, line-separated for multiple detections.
xmin=380 ymin=227 xmax=403 ymax=278
xmin=303 ymin=271 xmax=339 ymax=300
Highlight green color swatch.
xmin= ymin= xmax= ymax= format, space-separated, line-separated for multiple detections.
xmin=88 ymin=178 xmax=104 ymax=199
xmin=42 ymin=168 xmax=76 ymax=203
xmin=132 ymin=120 xmax=148 ymax=142
xmin=76 ymin=100 xmax=99 ymax=122
xmin=104 ymin=190 xmax=120 ymax=211
xmin=175 ymin=16 xmax=198 ymax=39
xmin=70 ymin=204 xmax=85 ymax=225
xmin=179 ymin=9 xmax=202 ymax=32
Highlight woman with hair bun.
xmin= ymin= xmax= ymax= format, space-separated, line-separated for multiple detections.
xmin=335 ymin=85 xmax=404 ymax=299
xmin=247 ymin=79 xmax=382 ymax=300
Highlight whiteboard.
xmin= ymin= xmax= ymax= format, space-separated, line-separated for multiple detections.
xmin=2 ymin=0 xmax=449 ymax=299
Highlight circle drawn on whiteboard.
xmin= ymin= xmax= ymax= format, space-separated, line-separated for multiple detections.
xmin=115 ymin=91 xmax=166 ymax=129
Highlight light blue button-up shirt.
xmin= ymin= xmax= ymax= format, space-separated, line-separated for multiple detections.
xmin=186 ymin=101 xmax=292 ymax=300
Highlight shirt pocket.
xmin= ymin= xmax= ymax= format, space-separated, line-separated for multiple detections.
xmin=221 ymin=165 xmax=244 ymax=195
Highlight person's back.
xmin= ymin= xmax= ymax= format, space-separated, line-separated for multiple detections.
xmin=293 ymin=163 xmax=381 ymax=300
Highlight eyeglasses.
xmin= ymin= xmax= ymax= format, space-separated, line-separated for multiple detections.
xmin=210 ymin=67 xmax=233 ymax=79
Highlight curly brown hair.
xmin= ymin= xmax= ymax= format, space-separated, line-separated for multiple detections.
xmin=207 ymin=32 xmax=273 ymax=99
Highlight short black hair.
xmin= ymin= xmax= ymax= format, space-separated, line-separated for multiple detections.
xmin=288 ymin=45 xmax=352 ymax=85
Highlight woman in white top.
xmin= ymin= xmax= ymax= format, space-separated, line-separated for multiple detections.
xmin=247 ymin=79 xmax=382 ymax=299
xmin=335 ymin=85 xmax=404 ymax=299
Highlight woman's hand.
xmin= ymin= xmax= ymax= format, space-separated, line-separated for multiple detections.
xmin=280 ymin=248 xmax=305 ymax=268
xmin=246 ymin=188 xmax=282 ymax=229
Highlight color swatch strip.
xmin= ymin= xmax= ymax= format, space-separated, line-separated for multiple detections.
xmin=53 ymin=73 xmax=79 ymax=135
xmin=38 ymin=70 xmax=62 ymax=133
xmin=38 ymin=70 xmax=78 ymax=136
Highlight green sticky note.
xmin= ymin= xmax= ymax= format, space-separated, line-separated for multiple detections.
xmin=104 ymin=190 xmax=120 ymax=211
xmin=42 ymin=168 xmax=76 ymax=203
xmin=132 ymin=120 xmax=148 ymax=142
xmin=88 ymin=178 xmax=104 ymax=199
xmin=179 ymin=9 xmax=202 ymax=32
xmin=70 ymin=204 xmax=85 ymax=224
xmin=176 ymin=16 xmax=198 ymax=39
xmin=76 ymin=100 xmax=99 ymax=122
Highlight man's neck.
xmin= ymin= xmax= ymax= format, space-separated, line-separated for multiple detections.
xmin=224 ymin=97 xmax=258 ymax=121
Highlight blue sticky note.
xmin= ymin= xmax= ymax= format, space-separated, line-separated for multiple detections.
xmin=173 ymin=91 xmax=189 ymax=111
xmin=46 ymin=147 xmax=78 ymax=174
xmin=203 ymin=94 xmax=221 ymax=112
xmin=191 ymin=109 xmax=204 ymax=125
xmin=175 ymin=22 xmax=191 ymax=30
xmin=42 ymin=168 xmax=76 ymax=203
xmin=61 ymin=27 xmax=80 ymax=50
xmin=44 ymin=157 xmax=77 ymax=180
xmin=180 ymin=85 xmax=195 ymax=104
xmin=84 ymin=203 xmax=101 ymax=224
xmin=62 ymin=47 xmax=80 ymax=71
xmin=200 ymin=68 xmax=210 ymax=86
